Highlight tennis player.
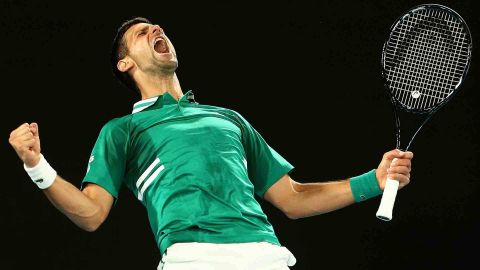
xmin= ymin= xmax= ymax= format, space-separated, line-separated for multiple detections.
xmin=8 ymin=17 xmax=413 ymax=269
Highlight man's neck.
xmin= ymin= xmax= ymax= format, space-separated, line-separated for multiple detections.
xmin=137 ymin=72 xmax=183 ymax=101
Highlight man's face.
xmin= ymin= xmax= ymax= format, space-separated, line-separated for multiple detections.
xmin=122 ymin=23 xmax=178 ymax=74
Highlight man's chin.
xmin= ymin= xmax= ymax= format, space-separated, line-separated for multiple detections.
xmin=156 ymin=60 xmax=178 ymax=74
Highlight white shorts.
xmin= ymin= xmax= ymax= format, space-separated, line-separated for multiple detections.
xmin=157 ymin=242 xmax=297 ymax=270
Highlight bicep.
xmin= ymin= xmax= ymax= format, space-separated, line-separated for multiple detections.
xmin=263 ymin=174 xmax=300 ymax=214
xmin=82 ymin=183 xmax=114 ymax=220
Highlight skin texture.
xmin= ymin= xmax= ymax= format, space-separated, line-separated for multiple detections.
xmin=8 ymin=22 xmax=413 ymax=230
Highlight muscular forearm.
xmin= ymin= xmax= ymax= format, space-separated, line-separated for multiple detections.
xmin=43 ymin=176 xmax=104 ymax=231
xmin=287 ymin=179 xmax=355 ymax=219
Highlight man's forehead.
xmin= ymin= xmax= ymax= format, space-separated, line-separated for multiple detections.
xmin=125 ymin=22 xmax=153 ymax=38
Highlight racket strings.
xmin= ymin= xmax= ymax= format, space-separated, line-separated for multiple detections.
xmin=384 ymin=7 xmax=470 ymax=111
xmin=390 ymin=9 xmax=467 ymax=110
xmin=392 ymin=10 xmax=464 ymax=109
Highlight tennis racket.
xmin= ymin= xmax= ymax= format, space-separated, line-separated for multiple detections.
xmin=375 ymin=4 xmax=472 ymax=221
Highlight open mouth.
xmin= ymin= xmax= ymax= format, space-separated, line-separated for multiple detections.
xmin=153 ymin=38 xmax=169 ymax=54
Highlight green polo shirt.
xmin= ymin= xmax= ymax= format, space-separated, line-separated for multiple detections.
xmin=81 ymin=90 xmax=294 ymax=255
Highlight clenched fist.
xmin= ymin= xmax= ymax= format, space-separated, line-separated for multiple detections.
xmin=9 ymin=123 xmax=41 ymax=168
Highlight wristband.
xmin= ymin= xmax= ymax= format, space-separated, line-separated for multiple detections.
xmin=350 ymin=169 xmax=382 ymax=202
xmin=24 ymin=154 xmax=57 ymax=189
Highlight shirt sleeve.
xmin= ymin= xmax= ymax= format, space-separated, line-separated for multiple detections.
xmin=234 ymin=112 xmax=294 ymax=198
xmin=81 ymin=118 xmax=129 ymax=200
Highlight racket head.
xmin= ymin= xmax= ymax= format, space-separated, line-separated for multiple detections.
xmin=382 ymin=4 xmax=472 ymax=114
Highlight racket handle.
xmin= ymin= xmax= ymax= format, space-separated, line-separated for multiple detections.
xmin=376 ymin=179 xmax=400 ymax=221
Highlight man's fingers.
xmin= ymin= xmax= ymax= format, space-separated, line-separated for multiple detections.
xmin=390 ymin=158 xmax=412 ymax=168
xmin=383 ymin=149 xmax=398 ymax=161
xmin=403 ymin=151 xmax=414 ymax=159
xmin=387 ymin=173 xmax=410 ymax=184
xmin=383 ymin=149 xmax=414 ymax=161
xmin=10 ymin=123 xmax=39 ymax=139
xmin=17 ymin=132 xmax=34 ymax=142
xmin=10 ymin=123 xmax=30 ymax=138
xmin=9 ymin=133 xmax=35 ymax=151
xmin=388 ymin=165 xmax=411 ymax=175
xmin=22 ymin=138 xmax=37 ymax=148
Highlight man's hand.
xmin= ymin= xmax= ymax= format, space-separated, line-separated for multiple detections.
xmin=9 ymin=122 xmax=41 ymax=167
xmin=376 ymin=149 xmax=413 ymax=190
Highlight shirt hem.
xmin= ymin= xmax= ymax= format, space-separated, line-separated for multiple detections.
xmin=160 ymin=234 xmax=281 ymax=255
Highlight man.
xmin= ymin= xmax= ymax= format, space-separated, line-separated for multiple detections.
xmin=8 ymin=17 xmax=413 ymax=269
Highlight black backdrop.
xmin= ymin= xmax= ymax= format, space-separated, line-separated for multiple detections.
xmin=1 ymin=0 xmax=479 ymax=269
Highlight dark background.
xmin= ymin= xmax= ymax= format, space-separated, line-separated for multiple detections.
xmin=1 ymin=0 xmax=479 ymax=269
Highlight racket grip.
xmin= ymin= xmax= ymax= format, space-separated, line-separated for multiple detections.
xmin=376 ymin=179 xmax=400 ymax=221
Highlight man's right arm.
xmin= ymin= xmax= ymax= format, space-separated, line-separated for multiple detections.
xmin=43 ymin=179 xmax=113 ymax=232
xmin=9 ymin=122 xmax=113 ymax=232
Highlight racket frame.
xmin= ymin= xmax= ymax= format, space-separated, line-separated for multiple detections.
xmin=376 ymin=4 xmax=472 ymax=221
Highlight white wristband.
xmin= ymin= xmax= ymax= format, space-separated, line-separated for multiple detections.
xmin=23 ymin=154 xmax=57 ymax=189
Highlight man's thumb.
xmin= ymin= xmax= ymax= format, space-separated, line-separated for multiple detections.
xmin=30 ymin=123 xmax=39 ymax=137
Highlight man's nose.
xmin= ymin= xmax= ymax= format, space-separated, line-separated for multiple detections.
xmin=151 ymin=25 xmax=163 ymax=34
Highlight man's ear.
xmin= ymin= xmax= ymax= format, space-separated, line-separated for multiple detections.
xmin=117 ymin=58 xmax=134 ymax=73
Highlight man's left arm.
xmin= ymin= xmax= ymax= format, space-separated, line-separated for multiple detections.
xmin=263 ymin=149 xmax=413 ymax=219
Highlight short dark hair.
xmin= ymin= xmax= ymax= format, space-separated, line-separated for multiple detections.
xmin=111 ymin=17 xmax=151 ymax=93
